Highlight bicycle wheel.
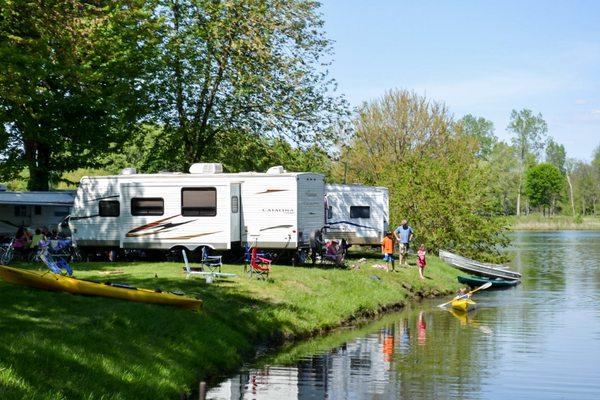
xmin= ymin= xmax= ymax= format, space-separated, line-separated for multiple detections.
xmin=1 ymin=246 xmax=14 ymax=265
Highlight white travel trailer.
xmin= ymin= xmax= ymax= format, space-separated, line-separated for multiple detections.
xmin=68 ymin=164 xmax=324 ymax=255
xmin=323 ymin=184 xmax=389 ymax=246
xmin=0 ymin=187 xmax=75 ymax=238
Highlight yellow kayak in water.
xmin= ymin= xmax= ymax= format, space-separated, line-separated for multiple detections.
xmin=0 ymin=265 xmax=202 ymax=310
xmin=451 ymin=297 xmax=476 ymax=312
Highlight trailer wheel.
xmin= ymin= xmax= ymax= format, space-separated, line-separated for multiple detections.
xmin=167 ymin=246 xmax=189 ymax=262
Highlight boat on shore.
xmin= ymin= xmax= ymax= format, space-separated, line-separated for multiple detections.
xmin=458 ymin=275 xmax=520 ymax=289
xmin=0 ymin=265 xmax=202 ymax=310
xmin=439 ymin=250 xmax=522 ymax=280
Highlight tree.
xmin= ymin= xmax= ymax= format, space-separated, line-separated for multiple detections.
xmin=153 ymin=0 xmax=346 ymax=171
xmin=93 ymin=125 xmax=334 ymax=181
xmin=0 ymin=1 xmax=158 ymax=190
xmin=565 ymin=158 xmax=577 ymax=216
xmin=545 ymin=138 xmax=566 ymax=173
xmin=485 ymin=141 xmax=520 ymax=215
xmin=340 ymin=89 xmax=508 ymax=261
xmin=507 ymin=109 xmax=548 ymax=215
xmin=571 ymin=161 xmax=597 ymax=215
xmin=524 ymin=163 xmax=565 ymax=215
xmin=456 ymin=114 xmax=497 ymax=159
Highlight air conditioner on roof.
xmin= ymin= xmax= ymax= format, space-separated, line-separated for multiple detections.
xmin=189 ymin=163 xmax=223 ymax=174
xmin=120 ymin=168 xmax=137 ymax=175
xmin=266 ymin=166 xmax=286 ymax=174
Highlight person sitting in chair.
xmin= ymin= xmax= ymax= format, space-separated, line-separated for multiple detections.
xmin=325 ymin=240 xmax=345 ymax=266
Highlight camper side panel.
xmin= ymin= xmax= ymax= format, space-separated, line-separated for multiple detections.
xmin=0 ymin=203 xmax=71 ymax=237
xmin=70 ymin=178 xmax=121 ymax=247
xmin=325 ymin=185 xmax=388 ymax=245
xmin=297 ymin=174 xmax=325 ymax=247
xmin=119 ymin=182 xmax=232 ymax=250
xmin=240 ymin=176 xmax=299 ymax=249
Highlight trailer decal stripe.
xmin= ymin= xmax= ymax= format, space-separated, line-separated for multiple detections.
xmin=326 ymin=221 xmax=378 ymax=230
xmin=256 ymin=189 xmax=288 ymax=194
xmin=125 ymin=215 xmax=196 ymax=237
xmin=70 ymin=215 xmax=99 ymax=221
xmin=259 ymin=224 xmax=293 ymax=232
xmin=88 ymin=194 xmax=119 ymax=201
xmin=160 ymin=231 xmax=222 ymax=240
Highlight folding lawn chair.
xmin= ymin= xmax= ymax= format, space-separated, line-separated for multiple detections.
xmin=249 ymin=247 xmax=272 ymax=279
xmin=201 ymin=246 xmax=222 ymax=274
xmin=182 ymin=250 xmax=205 ymax=279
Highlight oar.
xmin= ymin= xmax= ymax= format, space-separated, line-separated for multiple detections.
xmin=437 ymin=281 xmax=492 ymax=308
xmin=468 ymin=281 xmax=492 ymax=294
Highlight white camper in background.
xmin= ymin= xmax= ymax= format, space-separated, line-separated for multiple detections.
xmin=69 ymin=164 xmax=324 ymax=255
xmin=324 ymin=184 xmax=389 ymax=246
xmin=0 ymin=187 xmax=75 ymax=238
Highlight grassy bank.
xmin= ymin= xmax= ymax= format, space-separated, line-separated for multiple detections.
xmin=507 ymin=214 xmax=600 ymax=230
xmin=0 ymin=255 xmax=461 ymax=400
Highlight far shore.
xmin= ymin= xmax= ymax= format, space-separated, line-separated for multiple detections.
xmin=507 ymin=215 xmax=600 ymax=231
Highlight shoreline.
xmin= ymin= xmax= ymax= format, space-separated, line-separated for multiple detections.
xmin=0 ymin=257 xmax=461 ymax=399
xmin=507 ymin=215 xmax=600 ymax=231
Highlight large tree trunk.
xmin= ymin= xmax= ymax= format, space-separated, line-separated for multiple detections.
xmin=24 ymin=138 xmax=50 ymax=191
xmin=566 ymin=173 xmax=575 ymax=216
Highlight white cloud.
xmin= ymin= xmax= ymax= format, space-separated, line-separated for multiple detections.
xmin=575 ymin=99 xmax=588 ymax=105
xmin=591 ymin=109 xmax=600 ymax=115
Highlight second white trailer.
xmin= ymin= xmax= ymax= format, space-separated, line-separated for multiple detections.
xmin=324 ymin=184 xmax=389 ymax=246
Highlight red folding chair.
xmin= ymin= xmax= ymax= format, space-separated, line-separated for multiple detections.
xmin=249 ymin=247 xmax=272 ymax=279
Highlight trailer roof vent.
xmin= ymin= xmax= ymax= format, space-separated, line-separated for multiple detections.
xmin=120 ymin=167 xmax=137 ymax=175
xmin=266 ymin=165 xmax=286 ymax=174
xmin=0 ymin=184 xmax=7 ymax=191
xmin=189 ymin=163 xmax=223 ymax=174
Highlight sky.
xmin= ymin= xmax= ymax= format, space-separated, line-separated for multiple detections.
xmin=320 ymin=0 xmax=600 ymax=161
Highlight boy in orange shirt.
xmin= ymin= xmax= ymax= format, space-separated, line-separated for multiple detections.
xmin=381 ymin=231 xmax=395 ymax=271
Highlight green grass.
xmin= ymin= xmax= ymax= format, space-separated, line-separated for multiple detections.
xmin=0 ymin=254 xmax=461 ymax=399
xmin=507 ymin=214 xmax=600 ymax=230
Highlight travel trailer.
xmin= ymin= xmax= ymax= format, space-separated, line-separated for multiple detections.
xmin=68 ymin=164 xmax=324 ymax=257
xmin=323 ymin=184 xmax=389 ymax=246
xmin=0 ymin=187 xmax=75 ymax=239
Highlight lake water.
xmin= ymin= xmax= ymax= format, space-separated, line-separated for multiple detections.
xmin=208 ymin=231 xmax=600 ymax=399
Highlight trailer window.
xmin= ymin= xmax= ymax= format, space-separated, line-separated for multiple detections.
xmin=99 ymin=200 xmax=120 ymax=217
xmin=34 ymin=205 xmax=42 ymax=215
xmin=53 ymin=207 xmax=70 ymax=217
xmin=181 ymin=188 xmax=216 ymax=216
xmin=327 ymin=205 xmax=333 ymax=219
xmin=350 ymin=206 xmax=370 ymax=219
xmin=131 ymin=198 xmax=164 ymax=216
xmin=14 ymin=205 xmax=27 ymax=217
xmin=231 ymin=195 xmax=239 ymax=213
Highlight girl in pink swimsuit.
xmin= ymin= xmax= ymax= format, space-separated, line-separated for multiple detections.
xmin=417 ymin=244 xmax=426 ymax=280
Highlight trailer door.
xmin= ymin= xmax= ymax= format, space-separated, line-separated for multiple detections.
xmin=230 ymin=183 xmax=241 ymax=242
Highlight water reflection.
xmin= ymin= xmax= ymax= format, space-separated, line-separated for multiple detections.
xmin=209 ymin=231 xmax=600 ymax=400
xmin=208 ymin=305 xmax=492 ymax=399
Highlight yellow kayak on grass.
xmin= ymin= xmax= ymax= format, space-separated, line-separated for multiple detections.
xmin=451 ymin=297 xmax=476 ymax=312
xmin=0 ymin=265 xmax=202 ymax=310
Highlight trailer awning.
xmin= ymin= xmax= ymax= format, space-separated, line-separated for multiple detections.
xmin=0 ymin=191 xmax=75 ymax=206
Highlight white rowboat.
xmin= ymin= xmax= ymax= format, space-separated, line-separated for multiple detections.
xmin=439 ymin=250 xmax=522 ymax=280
